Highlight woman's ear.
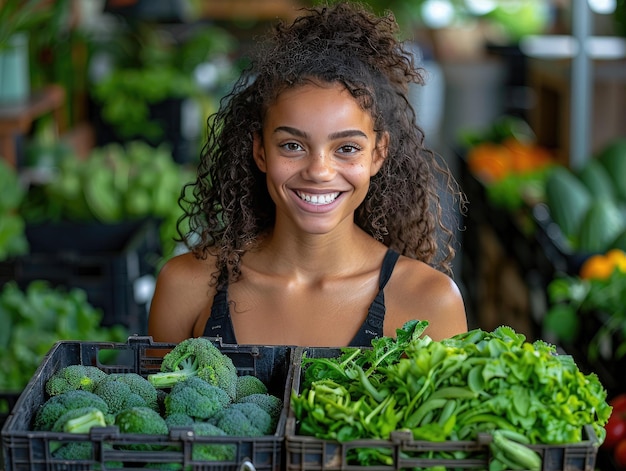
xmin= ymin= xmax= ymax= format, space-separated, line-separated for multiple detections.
xmin=371 ymin=131 xmax=389 ymax=176
xmin=253 ymin=131 xmax=267 ymax=173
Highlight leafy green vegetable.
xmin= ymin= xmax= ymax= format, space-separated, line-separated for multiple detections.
xmin=291 ymin=322 xmax=611 ymax=467
xmin=0 ymin=281 xmax=128 ymax=394
xmin=0 ymin=159 xmax=28 ymax=261
xmin=544 ymin=269 xmax=626 ymax=362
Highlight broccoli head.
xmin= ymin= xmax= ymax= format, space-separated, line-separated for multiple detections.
xmin=237 ymin=393 xmax=283 ymax=426
xmin=115 ymin=406 xmax=169 ymax=435
xmin=235 ymin=375 xmax=268 ymax=401
xmin=115 ymin=406 xmax=169 ymax=451
xmin=189 ymin=422 xmax=236 ymax=462
xmin=228 ymin=402 xmax=274 ymax=435
xmin=165 ymin=413 xmax=195 ymax=429
xmin=33 ymin=390 xmax=110 ymax=431
xmin=209 ymin=406 xmax=266 ymax=437
xmin=148 ymin=337 xmax=238 ymax=399
xmin=52 ymin=442 xmax=121 ymax=467
xmin=45 ymin=365 xmax=108 ymax=396
xmin=52 ymin=441 xmax=93 ymax=460
xmin=164 ymin=376 xmax=231 ymax=421
xmin=93 ymin=373 xmax=159 ymax=415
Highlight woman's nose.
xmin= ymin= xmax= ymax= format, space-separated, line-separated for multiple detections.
xmin=303 ymin=152 xmax=335 ymax=181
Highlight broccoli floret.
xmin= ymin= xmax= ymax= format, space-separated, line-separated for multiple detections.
xmin=189 ymin=422 xmax=236 ymax=461
xmin=165 ymin=413 xmax=195 ymax=429
xmin=148 ymin=337 xmax=238 ymax=399
xmin=52 ymin=407 xmax=107 ymax=433
xmin=235 ymin=375 xmax=268 ymax=401
xmin=45 ymin=365 xmax=108 ymax=396
xmin=93 ymin=373 xmax=159 ymax=415
xmin=52 ymin=442 xmax=121 ymax=467
xmin=237 ymin=393 xmax=283 ymax=426
xmin=115 ymin=406 xmax=169 ymax=451
xmin=52 ymin=441 xmax=93 ymax=460
xmin=209 ymin=406 xmax=265 ymax=437
xmin=115 ymin=406 xmax=169 ymax=435
xmin=34 ymin=390 xmax=110 ymax=431
xmin=228 ymin=402 xmax=274 ymax=435
xmin=164 ymin=376 xmax=231 ymax=420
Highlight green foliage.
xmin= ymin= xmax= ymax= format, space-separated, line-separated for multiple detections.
xmin=291 ymin=322 xmax=611 ymax=467
xmin=90 ymin=22 xmax=236 ymax=141
xmin=45 ymin=364 xmax=108 ymax=396
xmin=34 ymin=390 xmax=110 ymax=431
xmin=0 ymin=0 xmax=54 ymax=48
xmin=0 ymin=281 xmax=128 ymax=393
xmin=164 ymin=376 xmax=231 ymax=421
xmin=0 ymin=159 xmax=28 ymax=261
xmin=544 ymin=269 xmax=626 ymax=362
xmin=19 ymin=141 xmax=194 ymax=261
xmin=148 ymin=337 xmax=238 ymax=399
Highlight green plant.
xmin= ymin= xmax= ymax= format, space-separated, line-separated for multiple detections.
xmin=91 ymin=22 xmax=236 ymax=141
xmin=0 ymin=0 xmax=51 ymax=49
xmin=543 ymin=267 xmax=626 ymax=363
xmin=0 ymin=281 xmax=128 ymax=394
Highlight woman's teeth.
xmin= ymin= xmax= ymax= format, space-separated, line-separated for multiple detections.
xmin=297 ymin=191 xmax=340 ymax=205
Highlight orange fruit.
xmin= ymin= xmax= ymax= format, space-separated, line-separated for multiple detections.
xmin=579 ymin=254 xmax=614 ymax=280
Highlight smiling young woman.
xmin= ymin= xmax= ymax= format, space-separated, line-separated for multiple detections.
xmin=148 ymin=2 xmax=468 ymax=347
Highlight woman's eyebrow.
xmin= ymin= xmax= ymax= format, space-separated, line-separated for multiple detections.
xmin=274 ymin=126 xmax=367 ymax=140
xmin=328 ymin=129 xmax=368 ymax=140
xmin=274 ymin=126 xmax=308 ymax=138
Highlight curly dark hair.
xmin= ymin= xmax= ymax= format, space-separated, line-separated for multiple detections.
xmin=178 ymin=1 xmax=466 ymax=285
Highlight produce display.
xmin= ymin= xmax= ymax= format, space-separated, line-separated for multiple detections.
xmin=543 ymin=249 xmax=626 ymax=394
xmin=26 ymin=337 xmax=283 ymax=465
xmin=0 ymin=281 xmax=127 ymax=398
xmin=291 ymin=321 xmax=611 ymax=470
xmin=0 ymin=159 xmax=28 ymax=262
xmin=20 ymin=140 xmax=194 ymax=260
xmin=463 ymin=115 xmax=554 ymax=211
xmin=544 ymin=139 xmax=626 ymax=255
xmin=602 ymin=393 xmax=626 ymax=468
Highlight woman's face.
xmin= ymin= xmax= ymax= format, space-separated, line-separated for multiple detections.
xmin=253 ymin=82 xmax=387 ymax=235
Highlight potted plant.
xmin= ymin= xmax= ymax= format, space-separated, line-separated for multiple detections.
xmin=0 ymin=0 xmax=53 ymax=103
xmin=89 ymin=21 xmax=237 ymax=163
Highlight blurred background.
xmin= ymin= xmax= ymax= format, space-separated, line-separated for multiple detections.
xmin=1 ymin=0 xmax=626 ymax=449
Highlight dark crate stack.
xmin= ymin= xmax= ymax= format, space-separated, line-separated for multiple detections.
xmin=1 ymin=337 xmax=294 ymax=471
xmin=0 ymin=218 xmax=162 ymax=334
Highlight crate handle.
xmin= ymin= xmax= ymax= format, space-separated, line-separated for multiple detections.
xmin=239 ymin=458 xmax=256 ymax=471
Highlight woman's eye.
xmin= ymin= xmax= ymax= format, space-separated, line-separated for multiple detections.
xmin=338 ymin=144 xmax=360 ymax=154
xmin=281 ymin=142 xmax=303 ymax=152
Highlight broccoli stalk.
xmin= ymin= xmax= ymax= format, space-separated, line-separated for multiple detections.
xmin=58 ymin=408 xmax=107 ymax=434
xmin=148 ymin=354 xmax=199 ymax=388
xmin=148 ymin=338 xmax=238 ymax=399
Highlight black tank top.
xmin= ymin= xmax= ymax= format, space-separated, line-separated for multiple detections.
xmin=203 ymin=248 xmax=400 ymax=347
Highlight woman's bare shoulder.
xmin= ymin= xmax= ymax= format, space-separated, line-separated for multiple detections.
xmin=385 ymin=256 xmax=467 ymax=341
xmin=148 ymin=251 xmax=217 ymax=343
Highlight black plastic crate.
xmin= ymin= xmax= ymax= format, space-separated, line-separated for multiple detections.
xmin=1 ymin=336 xmax=294 ymax=471
xmin=0 ymin=219 xmax=162 ymax=333
xmin=286 ymin=347 xmax=599 ymax=471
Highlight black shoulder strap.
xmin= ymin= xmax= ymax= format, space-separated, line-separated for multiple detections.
xmin=203 ymin=284 xmax=237 ymax=343
xmin=349 ymin=249 xmax=400 ymax=346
